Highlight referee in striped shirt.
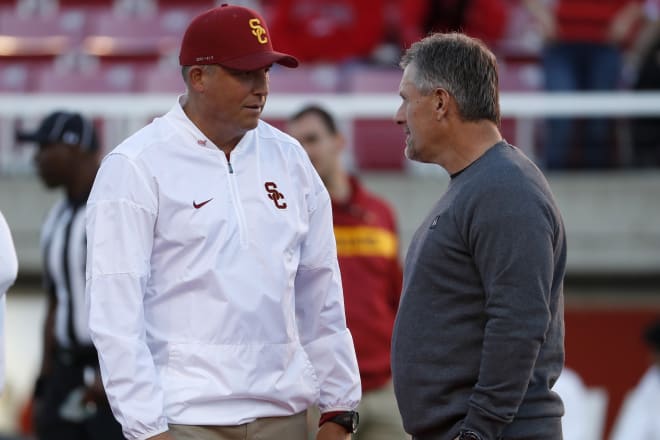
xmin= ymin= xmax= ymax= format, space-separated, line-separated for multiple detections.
xmin=18 ymin=112 xmax=123 ymax=440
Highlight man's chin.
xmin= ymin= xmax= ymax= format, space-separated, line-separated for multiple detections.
xmin=404 ymin=145 xmax=417 ymax=162
xmin=243 ymin=118 xmax=260 ymax=131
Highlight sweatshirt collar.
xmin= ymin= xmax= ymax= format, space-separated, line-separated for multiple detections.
xmin=166 ymin=95 xmax=253 ymax=155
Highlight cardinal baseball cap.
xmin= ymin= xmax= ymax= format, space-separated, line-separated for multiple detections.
xmin=16 ymin=111 xmax=99 ymax=151
xmin=179 ymin=3 xmax=298 ymax=70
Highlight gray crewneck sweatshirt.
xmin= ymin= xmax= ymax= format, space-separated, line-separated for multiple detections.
xmin=391 ymin=142 xmax=566 ymax=440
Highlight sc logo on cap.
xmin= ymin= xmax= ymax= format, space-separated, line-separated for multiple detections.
xmin=249 ymin=18 xmax=268 ymax=44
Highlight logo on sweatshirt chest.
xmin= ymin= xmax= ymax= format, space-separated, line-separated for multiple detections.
xmin=193 ymin=198 xmax=213 ymax=209
xmin=265 ymin=182 xmax=287 ymax=209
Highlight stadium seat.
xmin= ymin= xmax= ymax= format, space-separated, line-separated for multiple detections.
xmin=81 ymin=8 xmax=185 ymax=65
xmin=156 ymin=0 xmax=215 ymax=8
xmin=499 ymin=62 xmax=543 ymax=92
xmin=33 ymin=64 xmax=138 ymax=93
xmin=0 ymin=0 xmax=15 ymax=13
xmin=0 ymin=62 xmax=32 ymax=92
xmin=138 ymin=64 xmax=185 ymax=93
xmin=0 ymin=8 xmax=85 ymax=61
xmin=268 ymin=64 xmax=341 ymax=94
xmin=56 ymin=0 xmax=115 ymax=6
xmin=343 ymin=66 xmax=402 ymax=93
xmin=352 ymin=119 xmax=405 ymax=170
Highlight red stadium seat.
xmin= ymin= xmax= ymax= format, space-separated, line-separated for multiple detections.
xmin=499 ymin=62 xmax=543 ymax=92
xmin=156 ymin=0 xmax=214 ymax=6
xmin=343 ymin=66 xmax=402 ymax=93
xmin=0 ymin=0 xmax=15 ymax=13
xmin=0 ymin=62 xmax=33 ymax=92
xmin=268 ymin=65 xmax=340 ymax=94
xmin=498 ymin=63 xmax=542 ymax=158
xmin=81 ymin=9 xmax=187 ymax=65
xmin=0 ymin=8 xmax=86 ymax=61
xmin=138 ymin=64 xmax=185 ymax=93
xmin=352 ymin=119 xmax=405 ymax=170
xmin=34 ymin=64 xmax=138 ymax=93
xmin=340 ymin=67 xmax=404 ymax=170
xmin=56 ymin=0 xmax=115 ymax=6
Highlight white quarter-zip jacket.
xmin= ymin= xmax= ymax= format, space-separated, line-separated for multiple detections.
xmin=86 ymin=99 xmax=361 ymax=440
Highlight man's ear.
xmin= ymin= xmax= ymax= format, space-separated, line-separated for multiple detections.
xmin=433 ymin=87 xmax=451 ymax=120
xmin=187 ymin=66 xmax=206 ymax=92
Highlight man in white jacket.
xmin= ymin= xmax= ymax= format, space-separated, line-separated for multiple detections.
xmin=85 ymin=5 xmax=361 ymax=440
xmin=611 ymin=319 xmax=660 ymax=440
xmin=0 ymin=209 xmax=18 ymax=396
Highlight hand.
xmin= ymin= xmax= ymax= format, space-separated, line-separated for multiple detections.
xmin=316 ymin=421 xmax=351 ymax=440
xmin=608 ymin=3 xmax=643 ymax=45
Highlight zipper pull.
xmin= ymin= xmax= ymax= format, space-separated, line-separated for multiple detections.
xmin=225 ymin=151 xmax=234 ymax=174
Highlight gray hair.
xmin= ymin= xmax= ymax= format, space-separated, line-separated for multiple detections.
xmin=400 ymin=33 xmax=500 ymax=125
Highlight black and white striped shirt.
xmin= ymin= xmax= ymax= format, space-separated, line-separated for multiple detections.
xmin=41 ymin=199 xmax=92 ymax=349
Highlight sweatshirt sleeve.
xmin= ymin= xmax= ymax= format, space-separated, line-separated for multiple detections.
xmin=461 ymin=184 xmax=558 ymax=438
xmin=294 ymin=174 xmax=361 ymax=413
xmin=86 ymin=153 xmax=168 ymax=440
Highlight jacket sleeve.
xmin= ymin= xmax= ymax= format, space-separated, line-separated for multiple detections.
xmin=294 ymin=175 xmax=361 ymax=413
xmin=85 ymin=153 xmax=167 ymax=440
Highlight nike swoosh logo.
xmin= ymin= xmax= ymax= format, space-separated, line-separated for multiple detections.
xmin=193 ymin=198 xmax=213 ymax=209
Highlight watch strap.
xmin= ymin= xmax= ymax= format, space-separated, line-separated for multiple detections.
xmin=319 ymin=410 xmax=359 ymax=433
xmin=458 ymin=430 xmax=482 ymax=440
xmin=318 ymin=411 xmax=345 ymax=427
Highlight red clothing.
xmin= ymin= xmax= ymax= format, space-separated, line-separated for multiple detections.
xmin=556 ymin=0 xmax=643 ymax=43
xmin=267 ymin=0 xmax=386 ymax=62
xmin=332 ymin=177 xmax=402 ymax=392
xmin=398 ymin=0 xmax=509 ymax=49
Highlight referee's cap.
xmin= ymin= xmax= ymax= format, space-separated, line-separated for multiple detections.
xmin=16 ymin=111 xmax=99 ymax=151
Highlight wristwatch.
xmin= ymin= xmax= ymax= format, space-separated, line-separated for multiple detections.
xmin=327 ymin=411 xmax=359 ymax=433
xmin=458 ymin=431 xmax=482 ymax=440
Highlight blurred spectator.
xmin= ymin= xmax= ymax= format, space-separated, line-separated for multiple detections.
xmin=0 ymin=209 xmax=18 ymax=397
xmin=16 ymin=112 xmax=123 ymax=440
xmin=287 ymin=105 xmax=406 ymax=440
xmin=552 ymin=367 xmax=590 ymax=440
xmin=524 ymin=0 xmax=653 ymax=169
xmin=610 ymin=318 xmax=660 ymax=439
xmin=267 ymin=0 xmax=387 ymax=63
xmin=396 ymin=0 xmax=510 ymax=51
xmin=630 ymin=23 xmax=660 ymax=166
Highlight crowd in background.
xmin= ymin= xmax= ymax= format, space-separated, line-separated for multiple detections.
xmin=262 ymin=0 xmax=660 ymax=169
xmin=1 ymin=0 xmax=660 ymax=169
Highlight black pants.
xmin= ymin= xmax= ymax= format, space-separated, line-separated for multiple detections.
xmin=34 ymin=354 xmax=124 ymax=440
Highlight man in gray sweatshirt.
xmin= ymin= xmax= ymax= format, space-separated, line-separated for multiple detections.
xmin=391 ymin=33 xmax=566 ymax=440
